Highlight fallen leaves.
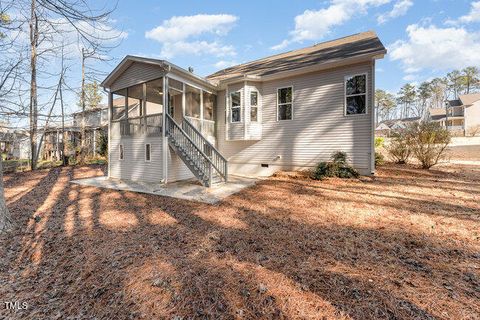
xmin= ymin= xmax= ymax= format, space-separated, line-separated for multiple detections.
xmin=0 ymin=163 xmax=479 ymax=319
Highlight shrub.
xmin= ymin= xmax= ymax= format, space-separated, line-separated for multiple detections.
xmin=405 ymin=122 xmax=450 ymax=169
xmin=311 ymin=151 xmax=359 ymax=180
xmin=98 ymin=130 xmax=108 ymax=156
xmin=385 ymin=131 xmax=410 ymax=164
xmin=375 ymin=152 xmax=385 ymax=166
xmin=375 ymin=137 xmax=385 ymax=148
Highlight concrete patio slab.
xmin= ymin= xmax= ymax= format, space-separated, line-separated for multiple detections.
xmin=70 ymin=175 xmax=258 ymax=204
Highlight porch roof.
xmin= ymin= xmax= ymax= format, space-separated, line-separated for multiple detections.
xmin=100 ymin=56 xmax=217 ymax=90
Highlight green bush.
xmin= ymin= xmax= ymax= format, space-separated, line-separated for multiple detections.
xmin=375 ymin=152 xmax=385 ymax=166
xmin=375 ymin=137 xmax=385 ymax=149
xmin=311 ymin=151 xmax=359 ymax=180
xmin=385 ymin=131 xmax=410 ymax=164
xmin=98 ymin=130 xmax=108 ymax=156
xmin=405 ymin=122 xmax=450 ymax=169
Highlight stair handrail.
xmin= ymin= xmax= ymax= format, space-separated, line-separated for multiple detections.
xmin=182 ymin=117 xmax=228 ymax=182
xmin=165 ymin=113 xmax=215 ymax=185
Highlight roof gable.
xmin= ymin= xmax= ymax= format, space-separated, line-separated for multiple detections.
xmin=459 ymin=93 xmax=480 ymax=106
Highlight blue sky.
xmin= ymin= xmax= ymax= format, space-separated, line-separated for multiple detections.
xmin=7 ymin=0 xmax=478 ymax=126
xmin=98 ymin=0 xmax=480 ymax=96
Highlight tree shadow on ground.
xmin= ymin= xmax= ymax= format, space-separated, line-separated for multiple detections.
xmin=1 ymin=164 xmax=479 ymax=319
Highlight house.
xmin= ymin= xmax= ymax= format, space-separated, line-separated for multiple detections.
xmin=101 ymin=31 xmax=386 ymax=187
xmin=375 ymin=122 xmax=392 ymax=137
xmin=72 ymin=105 xmax=109 ymax=156
xmin=38 ymin=126 xmax=79 ymax=161
xmin=40 ymin=105 xmax=112 ymax=161
xmin=375 ymin=117 xmax=421 ymax=137
xmin=0 ymin=130 xmax=30 ymax=159
xmin=427 ymin=93 xmax=480 ymax=136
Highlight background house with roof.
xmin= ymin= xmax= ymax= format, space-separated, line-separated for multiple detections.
xmin=427 ymin=93 xmax=480 ymax=136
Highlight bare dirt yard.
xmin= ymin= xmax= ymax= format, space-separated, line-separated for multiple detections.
xmin=446 ymin=145 xmax=480 ymax=161
xmin=0 ymin=163 xmax=479 ymax=319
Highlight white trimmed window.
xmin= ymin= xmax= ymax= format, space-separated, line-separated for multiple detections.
xmin=250 ymin=91 xmax=258 ymax=122
xmin=277 ymin=87 xmax=293 ymax=120
xmin=345 ymin=74 xmax=367 ymax=115
xmin=119 ymin=144 xmax=124 ymax=160
xmin=230 ymin=91 xmax=241 ymax=123
xmin=145 ymin=144 xmax=151 ymax=162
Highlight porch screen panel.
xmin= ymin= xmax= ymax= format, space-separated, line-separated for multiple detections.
xmin=127 ymin=83 xmax=143 ymax=117
xmin=112 ymin=88 xmax=127 ymax=121
xmin=168 ymin=88 xmax=182 ymax=117
xmin=203 ymin=91 xmax=216 ymax=121
xmin=185 ymin=85 xmax=201 ymax=118
xmin=145 ymin=78 xmax=164 ymax=115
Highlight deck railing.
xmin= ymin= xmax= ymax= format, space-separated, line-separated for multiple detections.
xmin=182 ymin=117 xmax=228 ymax=182
xmin=165 ymin=113 xmax=213 ymax=186
xmin=116 ymin=113 xmax=162 ymax=136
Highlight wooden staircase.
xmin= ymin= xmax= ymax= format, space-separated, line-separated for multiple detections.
xmin=165 ymin=113 xmax=228 ymax=187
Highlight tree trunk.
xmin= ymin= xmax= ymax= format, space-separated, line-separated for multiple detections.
xmin=29 ymin=0 xmax=38 ymax=170
xmin=61 ymin=75 xmax=66 ymax=165
xmin=0 ymin=157 xmax=12 ymax=232
xmin=80 ymin=48 xmax=86 ymax=162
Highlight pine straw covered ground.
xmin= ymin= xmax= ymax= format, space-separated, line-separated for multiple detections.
xmin=0 ymin=163 xmax=479 ymax=319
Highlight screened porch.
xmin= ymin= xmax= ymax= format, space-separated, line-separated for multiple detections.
xmin=109 ymin=76 xmax=218 ymax=145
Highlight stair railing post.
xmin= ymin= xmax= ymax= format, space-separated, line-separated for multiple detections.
xmin=224 ymin=161 xmax=228 ymax=183
xmin=209 ymin=162 xmax=213 ymax=187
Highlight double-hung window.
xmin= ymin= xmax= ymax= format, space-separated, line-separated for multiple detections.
xmin=250 ymin=91 xmax=258 ymax=122
xmin=230 ymin=91 xmax=241 ymax=123
xmin=277 ymin=87 xmax=293 ymax=120
xmin=345 ymin=74 xmax=367 ymax=115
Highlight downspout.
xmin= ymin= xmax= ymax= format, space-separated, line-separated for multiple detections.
xmin=370 ymin=60 xmax=376 ymax=175
xmin=162 ymin=75 xmax=168 ymax=184
xmin=244 ymin=80 xmax=247 ymax=140
xmin=225 ymin=84 xmax=229 ymax=141
xmin=103 ymin=87 xmax=111 ymax=178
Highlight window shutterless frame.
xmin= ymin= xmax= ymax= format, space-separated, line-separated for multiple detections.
xmin=344 ymin=73 xmax=368 ymax=116
xmin=250 ymin=90 xmax=259 ymax=122
xmin=145 ymin=143 xmax=151 ymax=162
xmin=276 ymin=86 xmax=294 ymax=121
xmin=230 ymin=91 xmax=242 ymax=123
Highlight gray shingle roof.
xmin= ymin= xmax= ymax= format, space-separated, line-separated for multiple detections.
xmin=206 ymin=31 xmax=386 ymax=83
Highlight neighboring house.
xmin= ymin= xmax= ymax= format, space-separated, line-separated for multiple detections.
xmin=72 ymin=105 xmax=109 ymax=156
xmin=375 ymin=122 xmax=392 ymax=137
xmin=375 ymin=119 xmax=405 ymax=137
xmin=391 ymin=117 xmax=420 ymax=130
xmin=38 ymin=126 xmax=79 ymax=161
xmin=427 ymin=93 xmax=480 ymax=136
xmin=375 ymin=117 xmax=421 ymax=137
xmin=0 ymin=130 xmax=30 ymax=159
xmin=101 ymin=31 xmax=386 ymax=187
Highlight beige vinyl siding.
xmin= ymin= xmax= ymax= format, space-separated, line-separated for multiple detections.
xmin=217 ymin=61 xmax=374 ymax=174
xmin=167 ymin=147 xmax=195 ymax=182
xmin=111 ymin=62 xmax=166 ymax=92
xmin=465 ymin=101 xmax=480 ymax=133
xmin=110 ymin=123 xmax=163 ymax=182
